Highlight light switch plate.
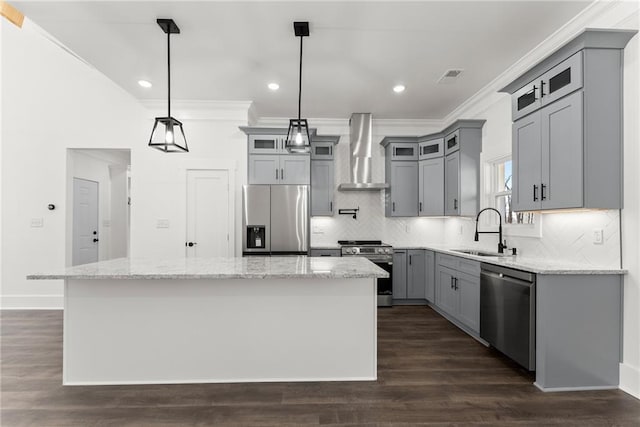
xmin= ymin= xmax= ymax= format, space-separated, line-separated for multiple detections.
xmin=103 ymin=220 xmax=111 ymax=227
xmin=156 ymin=219 xmax=170 ymax=229
xmin=312 ymin=225 xmax=324 ymax=234
xmin=30 ymin=218 xmax=43 ymax=228
xmin=593 ymin=229 xmax=604 ymax=244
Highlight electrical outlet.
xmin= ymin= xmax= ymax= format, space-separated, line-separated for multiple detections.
xmin=593 ymin=229 xmax=603 ymax=244
xmin=156 ymin=219 xmax=170 ymax=229
xmin=458 ymin=225 xmax=464 ymax=235
xmin=312 ymin=225 xmax=324 ymax=234
xmin=30 ymin=218 xmax=43 ymax=228
xmin=103 ymin=220 xmax=111 ymax=227
xmin=405 ymin=224 xmax=410 ymax=233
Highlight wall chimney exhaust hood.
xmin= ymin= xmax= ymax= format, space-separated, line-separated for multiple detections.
xmin=338 ymin=113 xmax=389 ymax=191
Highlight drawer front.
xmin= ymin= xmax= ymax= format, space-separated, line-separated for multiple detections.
xmin=444 ymin=130 xmax=460 ymax=155
xmin=437 ymin=253 xmax=459 ymax=270
xmin=540 ymin=51 xmax=583 ymax=106
xmin=390 ymin=143 xmax=418 ymax=161
xmin=419 ymin=138 xmax=444 ymax=160
xmin=309 ymin=248 xmax=341 ymax=257
xmin=457 ymin=258 xmax=480 ymax=276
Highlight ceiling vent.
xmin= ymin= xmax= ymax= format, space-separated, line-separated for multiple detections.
xmin=437 ymin=69 xmax=463 ymax=84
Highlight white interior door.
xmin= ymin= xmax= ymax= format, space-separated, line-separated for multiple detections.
xmin=186 ymin=170 xmax=231 ymax=257
xmin=72 ymin=178 xmax=99 ymax=265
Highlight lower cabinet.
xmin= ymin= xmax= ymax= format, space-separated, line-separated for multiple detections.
xmin=393 ymin=249 xmax=433 ymax=302
xmin=434 ymin=254 xmax=480 ymax=333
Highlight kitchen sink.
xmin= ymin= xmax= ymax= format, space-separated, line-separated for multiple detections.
xmin=451 ymin=249 xmax=510 ymax=257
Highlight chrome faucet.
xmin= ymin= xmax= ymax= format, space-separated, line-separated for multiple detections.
xmin=474 ymin=208 xmax=507 ymax=254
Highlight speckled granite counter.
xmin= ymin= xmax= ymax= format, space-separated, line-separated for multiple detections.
xmin=394 ymin=244 xmax=625 ymax=275
xmin=27 ymin=256 xmax=388 ymax=280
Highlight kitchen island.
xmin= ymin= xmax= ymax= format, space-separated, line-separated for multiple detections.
xmin=28 ymin=256 xmax=388 ymax=386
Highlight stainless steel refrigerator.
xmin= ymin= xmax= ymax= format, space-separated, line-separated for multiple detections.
xmin=242 ymin=185 xmax=309 ymax=255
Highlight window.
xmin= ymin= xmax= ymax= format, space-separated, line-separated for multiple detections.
xmin=489 ymin=157 xmax=534 ymax=225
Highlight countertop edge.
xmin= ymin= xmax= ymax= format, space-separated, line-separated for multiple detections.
xmin=393 ymin=246 xmax=627 ymax=275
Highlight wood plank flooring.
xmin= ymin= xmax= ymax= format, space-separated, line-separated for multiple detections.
xmin=2 ymin=306 xmax=639 ymax=426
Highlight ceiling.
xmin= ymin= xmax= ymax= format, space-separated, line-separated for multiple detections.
xmin=14 ymin=1 xmax=592 ymax=119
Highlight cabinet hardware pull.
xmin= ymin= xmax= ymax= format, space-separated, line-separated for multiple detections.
xmin=392 ymin=202 xmax=396 ymax=212
xmin=330 ymin=201 xmax=333 ymax=212
xmin=409 ymin=255 xmax=412 ymax=265
xmin=540 ymin=80 xmax=545 ymax=98
xmin=276 ymin=169 xmax=278 ymax=180
xmin=454 ymin=277 xmax=458 ymax=290
xmin=281 ymin=168 xmax=284 ymax=180
xmin=419 ymin=202 xmax=422 ymax=212
xmin=454 ymin=199 xmax=458 ymax=210
xmin=533 ymin=184 xmax=538 ymax=201
xmin=450 ymin=277 xmax=454 ymax=289
xmin=541 ymin=183 xmax=547 ymax=201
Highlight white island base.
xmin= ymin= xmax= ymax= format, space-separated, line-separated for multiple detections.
xmin=63 ymin=277 xmax=377 ymax=385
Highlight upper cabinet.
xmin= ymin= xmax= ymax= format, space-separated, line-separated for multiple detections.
xmin=418 ymin=135 xmax=445 ymax=216
xmin=381 ymin=137 xmax=419 ymax=217
xmin=442 ymin=120 xmax=485 ymax=217
xmin=500 ymin=29 xmax=637 ymax=211
xmin=310 ymin=135 xmax=339 ymax=216
xmin=240 ymin=127 xmax=313 ymax=186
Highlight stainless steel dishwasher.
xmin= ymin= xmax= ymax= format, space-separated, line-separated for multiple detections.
xmin=480 ymin=263 xmax=536 ymax=371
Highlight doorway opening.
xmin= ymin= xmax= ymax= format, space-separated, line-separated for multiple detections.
xmin=66 ymin=149 xmax=131 ymax=266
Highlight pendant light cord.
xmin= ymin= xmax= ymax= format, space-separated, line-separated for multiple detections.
xmin=298 ymin=35 xmax=303 ymax=121
xmin=167 ymin=30 xmax=171 ymax=118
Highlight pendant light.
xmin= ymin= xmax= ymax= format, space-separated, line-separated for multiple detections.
xmin=148 ymin=18 xmax=188 ymax=153
xmin=285 ymin=21 xmax=311 ymax=154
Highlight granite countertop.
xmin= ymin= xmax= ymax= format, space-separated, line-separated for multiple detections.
xmin=394 ymin=244 xmax=626 ymax=275
xmin=27 ymin=256 xmax=389 ymax=280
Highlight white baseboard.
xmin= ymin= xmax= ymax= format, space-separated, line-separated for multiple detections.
xmin=0 ymin=295 xmax=63 ymax=309
xmin=620 ymin=363 xmax=640 ymax=400
xmin=534 ymin=382 xmax=618 ymax=392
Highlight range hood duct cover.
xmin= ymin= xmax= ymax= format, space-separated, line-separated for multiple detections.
xmin=338 ymin=113 xmax=389 ymax=191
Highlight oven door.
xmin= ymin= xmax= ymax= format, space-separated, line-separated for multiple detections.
xmin=373 ymin=260 xmax=393 ymax=307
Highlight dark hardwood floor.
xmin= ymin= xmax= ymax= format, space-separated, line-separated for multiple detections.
xmin=2 ymin=306 xmax=639 ymax=426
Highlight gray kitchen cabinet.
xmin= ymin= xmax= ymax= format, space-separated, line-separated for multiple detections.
xmin=442 ymin=120 xmax=484 ymax=217
xmin=424 ymin=250 xmax=435 ymax=303
xmin=309 ymin=248 xmax=341 ymax=257
xmin=512 ymin=89 xmax=583 ymax=211
xmin=501 ymin=29 xmax=637 ymax=211
xmin=311 ymin=160 xmax=334 ymax=216
xmin=393 ymin=250 xmax=407 ymax=299
xmin=444 ymin=152 xmax=460 ymax=216
xmin=456 ymin=271 xmax=480 ymax=333
xmin=381 ymin=138 xmax=419 ymax=217
xmin=435 ymin=265 xmax=458 ymax=316
xmin=419 ymin=157 xmax=444 ymax=216
xmin=248 ymin=155 xmax=280 ymax=184
xmin=419 ymin=137 xmax=444 ymax=160
xmin=512 ymin=112 xmax=542 ymax=211
xmin=248 ymin=134 xmax=286 ymax=154
xmin=407 ymin=250 xmax=426 ymax=299
xmin=434 ymin=253 xmax=481 ymax=334
xmin=280 ymin=155 xmax=310 ymax=185
xmin=248 ymin=154 xmax=310 ymax=185
xmin=389 ymin=162 xmax=419 ymax=217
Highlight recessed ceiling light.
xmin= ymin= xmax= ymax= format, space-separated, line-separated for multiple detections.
xmin=268 ymin=82 xmax=280 ymax=91
xmin=138 ymin=80 xmax=152 ymax=88
xmin=393 ymin=84 xmax=405 ymax=93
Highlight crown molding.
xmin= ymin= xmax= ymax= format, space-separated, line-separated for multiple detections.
xmin=443 ymin=0 xmax=639 ymax=125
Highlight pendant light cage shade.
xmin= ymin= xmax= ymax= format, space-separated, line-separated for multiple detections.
xmin=285 ymin=21 xmax=311 ymax=154
xmin=148 ymin=18 xmax=188 ymax=153
xmin=285 ymin=118 xmax=311 ymax=153
xmin=149 ymin=116 xmax=188 ymax=153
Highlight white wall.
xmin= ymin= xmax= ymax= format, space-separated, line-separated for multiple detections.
xmin=0 ymin=20 xmax=250 ymax=308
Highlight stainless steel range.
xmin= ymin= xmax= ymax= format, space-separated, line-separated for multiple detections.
xmin=339 ymin=240 xmax=393 ymax=307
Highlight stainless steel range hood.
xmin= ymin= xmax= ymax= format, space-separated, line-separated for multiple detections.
xmin=338 ymin=113 xmax=389 ymax=191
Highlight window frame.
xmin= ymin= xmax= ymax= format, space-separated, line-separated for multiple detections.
xmin=484 ymin=154 xmax=541 ymax=238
